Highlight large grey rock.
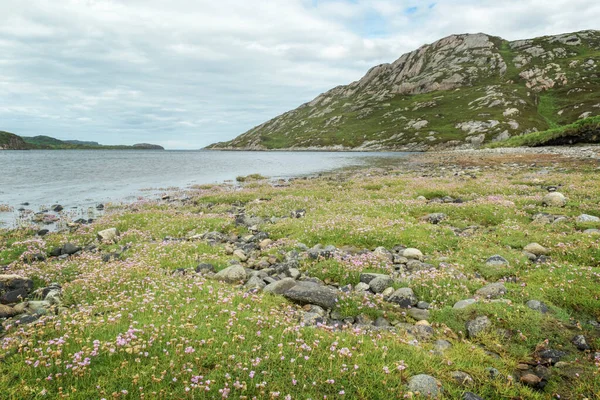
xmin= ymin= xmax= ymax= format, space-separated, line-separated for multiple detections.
xmin=475 ymin=282 xmax=507 ymax=299
xmin=283 ymin=282 xmax=338 ymax=310
xmin=61 ymin=243 xmax=81 ymax=255
xmin=373 ymin=247 xmax=393 ymax=261
xmin=402 ymin=248 xmax=424 ymax=260
xmin=577 ymin=214 xmax=600 ymax=223
xmin=263 ymin=278 xmax=297 ymax=295
xmin=408 ymin=308 xmax=430 ymax=321
xmin=359 ymin=272 xmax=389 ymax=284
xmin=466 ymin=316 xmax=491 ymax=338
xmin=526 ymin=299 xmax=549 ymax=313
xmin=387 ymin=287 xmax=418 ymax=308
xmin=369 ymin=276 xmax=393 ymax=294
xmin=214 ymin=265 xmax=247 ymax=283
xmin=542 ymin=192 xmax=566 ymax=207
xmin=453 ymin=298 xmax=477 ymax=309
xmin=97 ymin=228 xmax=119 ymax=242
xmin=572 ymin=335 xmax=590 ymax=351
xmin=407 ymin=374 xmax=442 ymax=397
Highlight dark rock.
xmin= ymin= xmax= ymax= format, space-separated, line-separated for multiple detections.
xmin=264 ymin=278 xmax=297 ymax=295
xmin=463 ymin=392 xmax=484 ymax=400
xmin=52 ymin=204 xmax=64 ymax=212
xmin=539 ymin=349 xmax=567 ymax=365
xmin=571 ymin=335 xmax=590 ymax=351
xmin=387 ymin=287 xmax=418 ymax=308
xmin=373 ymin=317 xmax=391 ymax=327
xmin=96 ymin=204 xmax=105 ymax=210
xmin=283 ymin=282 xmax=338 ymax=310
xmin=50 ymin=247 xmax=62 ymax=257
xmin=291 ymin=209 xmax=306 ymax=218
xmin=1 ymin=288 xmax=29 ymax=304
xmin=16 ymin=314 xmax=40 ymax=325
xmin=485 ymin=255 xmax=509 ymax=267
xmin=61 ymin=243 xmax=81 ymax=255
xmin=359 ymin=272 xmax=389 ymax=284
xmin=196 ymin=263 xmax=215 ymax=274
xmin=101 ymin=252 xmax=121 ymax=263
xmin=37 ymin=229 xmax=49 ymax=236
xmin=424 ymin=213 xmax=447 ymax=224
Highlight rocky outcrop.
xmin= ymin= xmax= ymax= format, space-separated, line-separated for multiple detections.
xmin=0 ymin=131 xmax=31 ymax=150
xmin=209 ymin=30 xmax=600 ymax=151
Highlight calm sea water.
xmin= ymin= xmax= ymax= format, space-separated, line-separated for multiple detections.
xmin=0 ymin=150 xmax=411 ymax=227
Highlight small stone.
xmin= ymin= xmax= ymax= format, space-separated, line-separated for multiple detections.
xmin=433 ymin=340 xmax=452 ymax=352
xmin=542 ymin=192 xmax=566 ymax=207
xmin=466 ymin=316 xmax=491 ymax=338
xmin=453 ymin=299 xmax=477 ymax=309
xmin=463 ymin=393 xmax=484 ymax=400
xmin=486 ymin=367 xmax=500 ymax=380
xmin=475 ymin=282 xmax=507 ymax=299
xmin=61 ymin=243 xmax=81 ymax=255
xmin=369 ymin=276 xmax=393 ymax=294
xmin=373 ymin=317 xmax=391 ymax=327
xmin=381 ymin=287 xmax=395 ymax=298
xmin=571 ymin=335 xmax=590 ymax=351
xmin=373 ymin=247 xmax=393 ymax=261
xmin=523 ymin=243 xmax=549 ymax=256
xmin=214 ymin=265 xmax=247 ymax=283
xmin=423 ymin=213 xmax=447 ymax=224
xmin=0 ymin=304 xmax=18 ymax=318
xmin=259 ymin=239 xmax=273 ymax=249
xmin=244 ymin=276 xmax=266 ymax=291
xmin=264 ymin=278 xmax=297 ymax=295
xmin=520 ymin=373 xmax=541 ymax=387
xmin=387 ymin=287 xmax=418 ymax=308
xmin=359 ymin=272 xmax=390 ymax=284
xmin=526 ymin=300 xmax=549 ymax=313
xmin=407 ymin=374 xmax=442 ymax=398
xmin=287 ymin=268 xmax=301 ymax=280
xmin=302 ymin=312 xmax=325 ymax=326
xmin=97 ymin=228 xmax=119 ymax=242
xmin=355 ymin=313 xmax=374 ymax=325
xmin=417 ymin=301 xmax=430 ymax=309
xmin=485 ymin=255 xmax=509 ymax=267
xmin=354 ymin=282 xmax=370 ymax=292
xmin=233 ymin=249 xmax=248 ymax=262
xmin=402 ymin=248 xmax=424 ymax=261
xmin=450 ymin=371 xmax=474 ymax=386
xmin=539 ymin=349 xmax=566 ymax=365
xmin=408 ymin=308 xmax=430 ymax=321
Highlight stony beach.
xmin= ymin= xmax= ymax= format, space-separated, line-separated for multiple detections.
xmin=1 ymin=146 xmax=599 ymax=399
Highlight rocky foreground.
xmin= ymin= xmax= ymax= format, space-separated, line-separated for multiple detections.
xmin=1 ymin=147 xmax=599 ymax=399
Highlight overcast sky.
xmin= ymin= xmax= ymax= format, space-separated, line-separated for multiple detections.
xmin=1 ymin=0 xmax=598 ymax=149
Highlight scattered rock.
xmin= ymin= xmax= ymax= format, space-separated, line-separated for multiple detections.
xmin=423 ymin=213 xmax=447 ymax=224
xmin=451 ymin=371 xmax=474 ymax=386
xmin=485 ymin=255 xmax=508 ymax=267
xmin=466 ymin=316 xmax=491 ymax=338
xmin=571 ymin=335 xmax=590 ymax=351
xmin=387 ymin=287 xmax=418 ymax=308
xmin=408 ymin=308 xmax=430 ymax=321
xmin=523 ymin=243 xmax=549 ymax=256
xmin=576 ymin=214 xmax=600 ymax=223
xmin=539 ymin=349 xmax=566 ymax=365
xmin=402 ymin=248 xmax=424 ymax=261
xmin=97 ymin=228 xmax=119 ymax=242
xmin=520 ymin=373 xmax=542 ymax=387
xmin=245 ymin=276 xmax=266 ymax=291
xmin=526 ymin=300 xmax=549 ymax=314
xmin=542 ymin=192 xmax=567 ymax=207
xmin=463 ymin=393 xmax=484 ymax=400
xmin=373 ymin=316 xmax=391 ymax=328
xmin=283 ymin=282 xmax=338 ymax=310
xmin=407 ymin=374 xmax=443 ymax=398
xmin=359 ymin=272 xmax=390 ymax=285
xmin=214 ymin=265 xmax=247 ymax=283
xmin=196 ymin=263 xmax=215 ymax=274
xmin=433 ymin=340 xmax=452 ymax=352
xmin=0 ymin=304 xmax=18 ymax=318
xmin=233 ymin=249 xmax=248 ymax=262
xmin=475 ymin=282 xmax=507 ymax=299
xmin=453 ymin=299 xmax=477 ymax=309
xmin=264 ymin=278 xmax=297 ymax=295
xmin=369 ymin=276 xmax=393 ymax=294
xmin=291 ymin=209 xmax=306 ymax=218
xmin=61 ymin=243 xmax=82 ymax=256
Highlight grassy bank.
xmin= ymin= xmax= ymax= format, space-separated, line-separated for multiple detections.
xmin=1 ymin=151 xmax=599 ymax=399
xmin=487 ymin=116 xmax=600 ymax=148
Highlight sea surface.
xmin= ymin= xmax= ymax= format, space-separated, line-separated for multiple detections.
xmin=0 ymin=150 xmax=411 ymax=228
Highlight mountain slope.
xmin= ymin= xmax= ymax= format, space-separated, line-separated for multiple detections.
xmin=2 ymin=133 xmax=165 ymax=150
xmin=208 ymin=30 xmax=600 ymax=151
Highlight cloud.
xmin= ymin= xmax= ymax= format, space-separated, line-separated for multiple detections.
xmin=0 ymin=0 xmax=598 ymax=149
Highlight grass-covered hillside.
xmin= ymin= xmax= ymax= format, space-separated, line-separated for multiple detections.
xmin=209 ymin=30 xmax=600 ymax=151
xmin=0 ymin=133 xmax=165 ymax=150
xmin=487 ymin=116 xmax=600 ymax=148
xmin=0 ymin=131 xmax=32 ymax=150
xmin=1 ymin=151 xmax=599 ymax=399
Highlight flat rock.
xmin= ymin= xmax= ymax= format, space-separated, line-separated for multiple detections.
xmin=526 ymin=299 xmax=549 ymax=313
xmin=387 ymin=287 xmax=418 ymax=308
xmin=359 ymin=272 xmax=389 ymax=284
xmin=453 ymin=298 xmax=477 ymax=309
xmin=485 ymin=255 xmax=508 ymax=267
xmin=407 ymin=374 xmax=442 ymax=398
xmin=283 ymin=282 xmax=338 ymax=310
xmin=475 ymin=282 xmax=507 ymax=299
xmin=523 ymin=243 xmax=549 ymax=256
xmin=264 ymin=278 xmax=297 ymax=295
xmin=214 ymin=265 xmax=247 ymax=283
xmin=577 ymin=214 xmax=600 ymax=223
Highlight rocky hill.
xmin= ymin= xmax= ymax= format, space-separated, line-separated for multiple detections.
xmin=0 ymin=131 xmax=32 ymax=150
xmin=208 ymin=30 xmax=600 ymax=151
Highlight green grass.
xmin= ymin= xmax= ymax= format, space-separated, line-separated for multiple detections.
xmin=487 ymin=116 xmax=600 ymax=148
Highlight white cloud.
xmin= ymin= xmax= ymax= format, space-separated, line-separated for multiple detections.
xmin=0 ymin=0 xmax=598 ymax=148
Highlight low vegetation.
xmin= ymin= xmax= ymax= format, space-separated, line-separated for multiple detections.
xmin=1 ymin=151 xmax=599 ymax=399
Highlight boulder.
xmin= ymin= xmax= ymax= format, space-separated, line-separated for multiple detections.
xmin=359 ymin=272 xmax=390 ymax=284
xmin=244 ymin=276 xmax=266 ymax=291
xmin=369 ymin=276 xmax=393 ymax=294
xmin=576 ymin=214 xmax=600 ymax=223
xmin=214 ymin=265 xmax=247 ymax=283
xmin=373 ymin=247 xmax=393 ymax=261
xmin=475 ymin=282 xmax=507 ymax=299
xmin=0 ymin=288 xmax=29 ymax=304
xmin=466 ymin=316 xmax=491 ymax=338
xmin=97 ymin=228 xmax=119 ymax=242
xmin=233 ymin=249 xmax=248 ymax=262
xmin=407 ymin=374 xmax=443 ymax=398
xmin=283 ymin=282 xmax=338 ymax=310
xmin=263 ymin=278 xmax=297 ymax=295
xmin=402 ymin=248 xmax=424 ymax=261
xmin=387 ymin=287 xmax=418 ymax=308
xmin=408 ymin=308 xmax=430 ymax=321
xmin=0 ymin=304 xmax=18 ymax=318
xmin=196 ymin=263 xmax=215 ymax=274
xmin=453 ymin=299 xmax=477 ymax=309
xmin=542 ymin=192 xmax=566 ymax=207
xmin=523 ymin=243 xmax=549 ymax=256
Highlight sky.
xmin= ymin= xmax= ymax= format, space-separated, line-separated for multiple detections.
xmin=1 ymin=0 xmax=598 ymax=149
